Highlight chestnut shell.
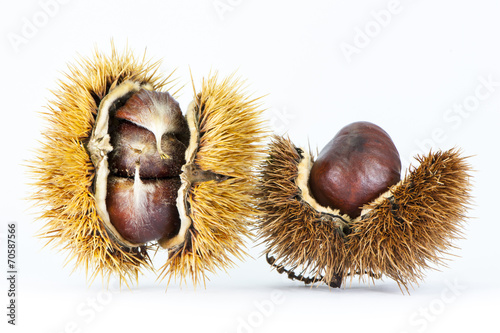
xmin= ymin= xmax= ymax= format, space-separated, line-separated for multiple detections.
xmin=108 ymin=120 xmax=186 ymax=179
xmin=308 ymin=121 xmax=401 ymax=218
xmin=106 ymin=177 xmax=181 ymax=244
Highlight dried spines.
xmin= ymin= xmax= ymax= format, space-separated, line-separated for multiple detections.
xmin=162 ymin=178 xmax=256 ymax=285
xmin=29 ymin=45 xmax=176 ymax=285
xmin=258 ymin=135 xmax=349 ymax=286
xmin=347 ymin=149 xmax=472 ymax=292
xmin=159 ymin=73 xmax=268 ymax=285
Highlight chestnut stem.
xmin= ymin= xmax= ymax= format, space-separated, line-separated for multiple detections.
xmin=184 ymin=164 xmax=230 ymax=184
xmin=265 ymin=253 xmax=343 ymax=288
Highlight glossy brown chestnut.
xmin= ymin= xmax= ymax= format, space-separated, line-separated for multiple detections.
xmin=108 ymin=120 xmax=186 ymax=178
xmin=106 ymin=176 xmax=181 ymax=244
xmin=308 ymin=121 xmax=401 ymax=218
xmin=105 ymin=89 xmax=189 ymax=245
xmin=115 ymin=89 xmax=190 ymax=159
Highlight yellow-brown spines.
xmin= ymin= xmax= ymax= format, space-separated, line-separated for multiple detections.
xmin=257 ymin=135 xmax=349 ymax=286
xmin=347 ymin=149 xmax=472 ymax=292
xmin=160 ymin=73 xmax=268 ymax=286
xmin=29 ymin=45 xmax=175 ymax=285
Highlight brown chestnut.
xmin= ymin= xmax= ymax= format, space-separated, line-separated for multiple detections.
xmin=106 ymin=176 xmax=181 ymax=244
xmin=308 ymin=121 xmax=401 ymax=218
xmin=114 ymin=89 xmax=189 ymax=159
xmin=108 ymin=120 xmax=186 ymax=178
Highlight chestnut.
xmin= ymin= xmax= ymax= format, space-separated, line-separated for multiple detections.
xmin=106 ymin=176 xmax=181 ymax=244
xmin=108 ymin=120 xmax=187 ymax=179
xmin=308 ymin=121 xmax=401 ymax=218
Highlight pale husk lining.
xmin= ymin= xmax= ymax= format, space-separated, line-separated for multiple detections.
xmin=88 ymin=80 xmax=152 ymax=248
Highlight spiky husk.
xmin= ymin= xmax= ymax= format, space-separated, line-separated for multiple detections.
xmin=29 ymin=45 xmax=176 ymax=285
xmin=347 ymin=149 xmax=472 ymax=292
xmin=257 ymin=135 xmax=349 ymax=286
xmin=258 ymin=135 xmax=472 ymax=291
xmin=159 ymin=73 xmax=268 ymax=285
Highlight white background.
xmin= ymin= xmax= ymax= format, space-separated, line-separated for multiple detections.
xmin=1 ymin=0 xmax=499 ymax=332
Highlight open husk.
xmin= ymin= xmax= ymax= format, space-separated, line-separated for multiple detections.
xmin=29 ymin=45 xmax=268 ymax=287
xmin=258 ymin=135 xmax=472 ymax=292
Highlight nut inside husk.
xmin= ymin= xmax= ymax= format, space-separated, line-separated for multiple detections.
xmin=259 ymin=132 xmax=471 ymax=292
xmin=87 ymin=80 xmax=192 ymax=248
xmin=31 ymin=45 xmax=268 ymax=286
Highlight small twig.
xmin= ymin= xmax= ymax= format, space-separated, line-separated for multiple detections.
xmin=266 ymin=253 xmax=342 ymax=288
